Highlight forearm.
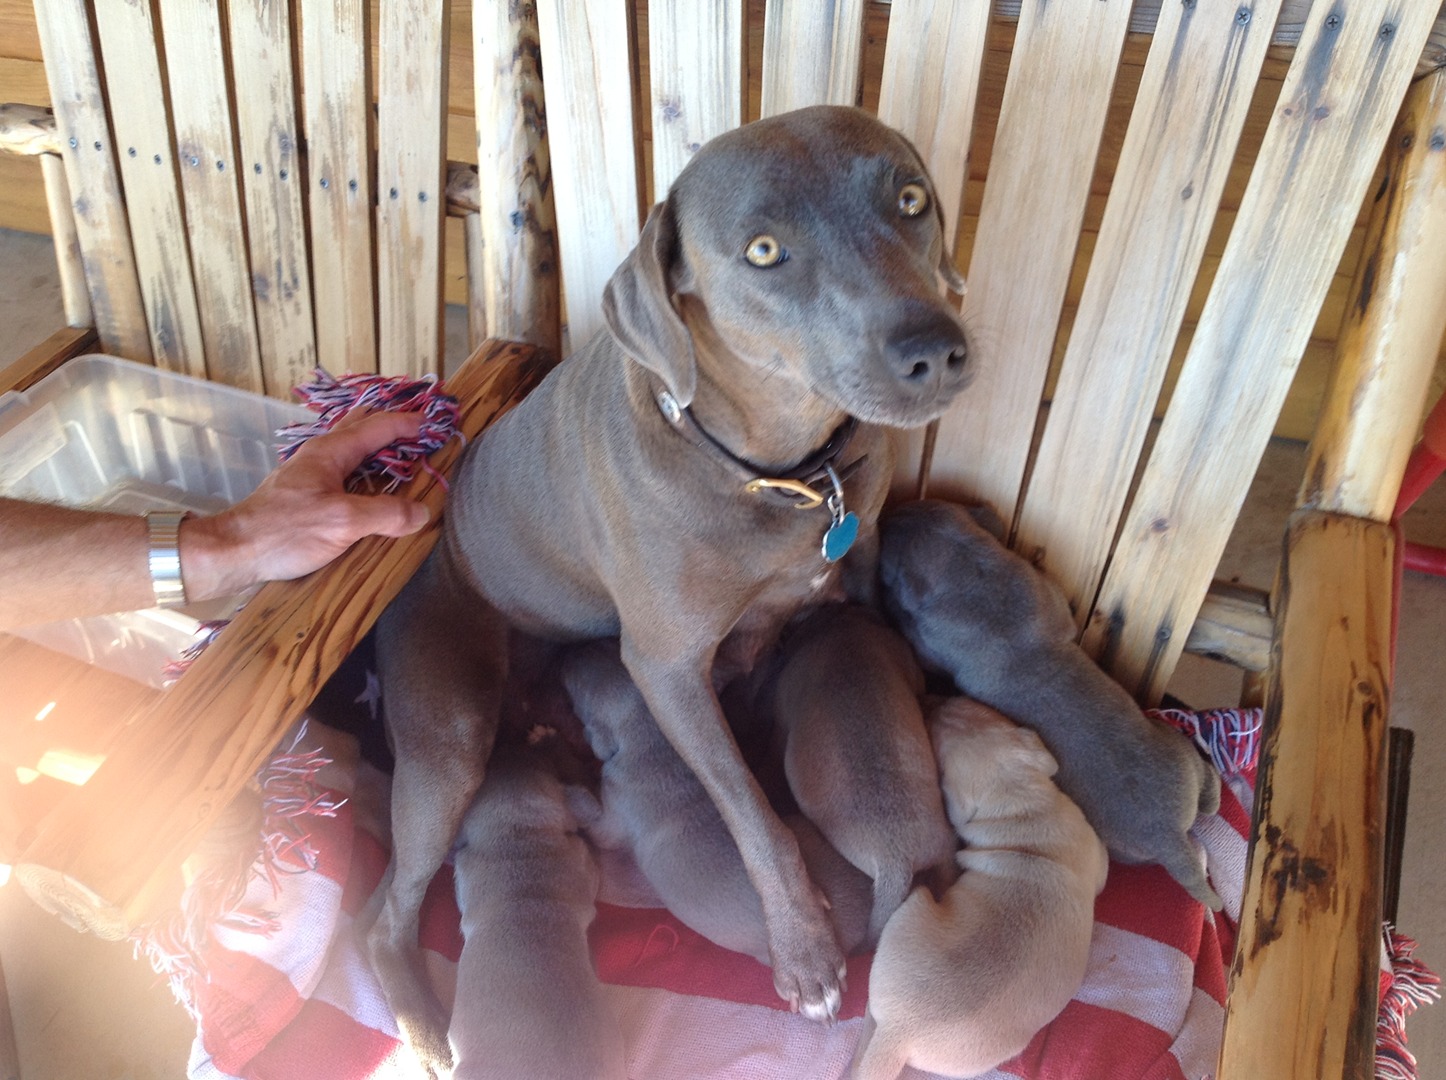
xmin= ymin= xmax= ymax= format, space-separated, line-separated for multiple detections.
xmin=0 ymin=498 xmax=156 ymax=629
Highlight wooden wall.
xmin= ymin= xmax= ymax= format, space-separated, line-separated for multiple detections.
xmin=1 ymin=0 xmax=1441 ymax=437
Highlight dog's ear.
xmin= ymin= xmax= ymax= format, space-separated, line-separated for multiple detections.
xmin=603 ymin=197 xmax=698 ymax=407
xmin=933 ymin=199 xmax=968 ymax=296
xmin=1010 ymin=727 xmax=1060 ymax=779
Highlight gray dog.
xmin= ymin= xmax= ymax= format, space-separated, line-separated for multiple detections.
xmin=562 ymin=638 xmax=875 ymax=961
xmin=876 ymin=499 xmax=1222 ymax=909
xmin=372 ymin=105 xmax=972 ymax=1070
xmin=759 ymin=603 xmax=956 ymax=944
xmin=448 ymin=745 xmax=626 ymax=1080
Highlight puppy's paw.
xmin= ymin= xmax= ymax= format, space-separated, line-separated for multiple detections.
xmin=396 ymin=1019 xmax=453 ymax=1080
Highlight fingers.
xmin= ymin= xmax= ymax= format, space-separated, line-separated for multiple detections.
xmin=291 ymin=410 xmax=428 ymax=477
xmin=342 ymin=493 xmax=432 ymax=539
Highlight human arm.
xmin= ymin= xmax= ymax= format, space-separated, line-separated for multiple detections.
xmin=0 ymin=410 xmax=431 ymax=631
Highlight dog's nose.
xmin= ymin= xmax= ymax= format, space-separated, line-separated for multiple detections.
xmin=886 ymin=307 xmax=971 ymax=390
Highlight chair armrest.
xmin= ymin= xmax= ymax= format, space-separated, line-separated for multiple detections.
xmin=13 ymin=339 xmax=553 ymax=937
xmin=1218 ymin=510 xmax=1394 ymax=1078
xmin=0 ymin=103 xmax=60 ymax=157
xmin=0 ymin=327 xmax=97 ymax=394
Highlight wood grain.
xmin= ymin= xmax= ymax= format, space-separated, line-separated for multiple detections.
xmin=924 ymin=0 xmax=1133 ymax=521
xmin=0 ymin=102 xmax=57 ymax=154
xmin=228 ymin=0 xmax=317 ymax=397
xmin=39 ymin=153 xmax=90 ymax=329
xmin=876 ymin=0 xmax=991 ymax=498
xmin=30 ymin=0 xmax=149 ymax=361
xmin=1299 ymin=69 xmax=1446 ymax=521
xmin=648 ymin=0 xmax=744 ymax=195
xmin=302 ymin=0 xmax=378 ymax=375
xmin=472 ymin=0 xmax=562 ymax=355
xmin=0 ymin=326 xmax=97 ymax=394
xmin=155 ymin=0 xmax=266 ymax=394
xmin=377 ymin=0 xmax=450 ymax=378
xmin=1081 ymin=0 xmax=1442 ymax=704
xmin=535 ymin=0 xmax=641 ymax=351
xmin=1012 ymin=0 xmax=1283 ymax=625
xmin=1218 ymin=510 xmax=1393 ymax=1080
xmin=13 ymin=340 xmax=552 ymax=937
xmin=761 ymin=0 xmax=869 ymax=115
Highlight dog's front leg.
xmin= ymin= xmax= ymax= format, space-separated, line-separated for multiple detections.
xmin=620 ymin=635 xmax=846 ymax=1021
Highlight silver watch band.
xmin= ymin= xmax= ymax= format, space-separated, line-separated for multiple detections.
xmin=146 ymin=510 xmax=190 ymax=609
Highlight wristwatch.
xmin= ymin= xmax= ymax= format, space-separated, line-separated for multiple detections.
xmin=146 ymin=510 xmax=190 ymax=609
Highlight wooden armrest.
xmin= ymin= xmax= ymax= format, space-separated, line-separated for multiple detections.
xmin=0 ymin=327 xmax=98 ymax=395
xmin=13 ymin=339 xmax=552 ymax=937
xmin=1218 ymin=510 xmax=1394 ymax=1078
xmin=0 ymin=103 xmax=60 ymax=156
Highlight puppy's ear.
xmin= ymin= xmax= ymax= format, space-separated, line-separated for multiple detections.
xmin=1011 ymin=727 xmax=1059 ymax=778
xmin=603 ymin=197 xmax=698 ymax=407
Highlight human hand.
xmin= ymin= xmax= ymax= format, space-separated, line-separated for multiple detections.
xmin=181 ymin=410 xmax=433 ymax=602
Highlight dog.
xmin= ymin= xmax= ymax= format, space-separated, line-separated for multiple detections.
xmin=562 ymin=638 xmax=875 ymax=960
xmin=448 ymin=744 xmax=627 ymax=1080
xmin=876 ymin=498 xmax=1223 ymax=909
xmin=371 ymin=104 xmax=973 ymax=1068
xmin=758 ymin=602 xmax=956 ymax=943
xmin=850 ymin=697 xmax=1109 ymax=1080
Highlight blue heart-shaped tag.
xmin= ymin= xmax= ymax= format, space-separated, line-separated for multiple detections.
xmin=822 ymin=511 xmax=860 ymax=563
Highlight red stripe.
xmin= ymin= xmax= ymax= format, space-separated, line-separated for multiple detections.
xmin=418 ymin=864 xmax=464 ymax=962
xmin=590 ymin=902 xmax=873 ymax=1019
xmin=1094 ymin=861 xmax=1205 ymax=958
xmin=1004 ymin=1000 xmax=1188 ymax=1080
xmin=1217 ymin=782 xmax=1251 ymax=837
xmin=194 ymin=946 xmax=305 ymax=1075
xmin=341 ymin=828 xmax=388 ymax=917
xmin=242 ymin=999 xmax=403 ymax=1080
xmin=1195 ymin=913 xmax=1231 ymax=1004
xmin=275 ymin=795 xmax=353 ymax=887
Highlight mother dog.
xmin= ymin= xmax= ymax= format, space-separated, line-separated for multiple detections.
xmin=370 ymin=105 xmax=973 ymax=1072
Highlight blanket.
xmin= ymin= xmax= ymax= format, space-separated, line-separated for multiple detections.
xmin=134 ymin=707 xmax=1433 ymax=1080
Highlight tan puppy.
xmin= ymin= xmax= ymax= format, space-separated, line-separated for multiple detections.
xmin=851 ymin=698 xmax=1108 ymax=1080
xmin=763 ymin=603 xmax=956 ymax=944
xmin=448 ymin=745 xmax=627 ymax=1080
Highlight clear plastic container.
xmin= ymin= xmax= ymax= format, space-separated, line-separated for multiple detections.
xmin=0 ymin=354 xmax=311 ymax=687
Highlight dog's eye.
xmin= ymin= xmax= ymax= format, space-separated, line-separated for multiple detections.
xmin=744 ymin=235 xmax=786 ymax=268
xmin=897 ymin=182 xmax=929 ymax=218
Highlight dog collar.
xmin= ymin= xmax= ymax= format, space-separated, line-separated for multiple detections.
xmin=654 ymin=388 xmax=864 ymax=562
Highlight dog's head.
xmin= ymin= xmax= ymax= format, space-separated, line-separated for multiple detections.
xmin=930 ymin=696 xmax=1059 ymax=828
xmin=604 ymin=106 xmax=972 ymax=428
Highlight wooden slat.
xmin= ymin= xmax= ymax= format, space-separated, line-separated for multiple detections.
xmin=472 ymin=0 xmax=561 ymax=355
xmin=1012 ymin=0 xmax=1283 ymax=624
xmin=1218 ymin=510 xmax=1392 ymax=1080
xmin=1081 ymin=0 xmax=1441 ymax=705
xmin=0 ymin=326 xmax=97 ymax=394
xmin=1300 ymin=69 xmax=1446 ymax=521
xmin=535 ymin=0 xmax=641 ymax=352
xmin=760 ymin=0 xmax=869 ymax=116
xmin=649 ymin=0 xmax=744 ymax=195
xmin=876 ymin=0 xmax=991 ymax=497
xmin=1183 ymin=581 xmax=1273 ymax=673
xmin=923 ymin=0 xmax=1133 ymax=520
xmin=30 ymin=0 xmax=148 ymax=361
xmin=13 ymin=340 xmax=552 ymax=937
xmin=228 ymin=0 xmax=317 ymax=397
xmin=92 ymin=0 xmax=207 ymax=380
xmin=302 ymin=0 xmax=377 ymax=375
xmin=39 ymin=154 xmax=91 ymax=329
xmin=0 ymin=101 xmax=57 ymax=153
xmin=155 ymin=0 xmax=266 ymax=394
xmin=376 ymin=0 xmax=449 ymax=378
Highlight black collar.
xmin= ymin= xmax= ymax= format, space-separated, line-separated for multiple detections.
xmin=653 ymin=387 xmax=863 ymax=509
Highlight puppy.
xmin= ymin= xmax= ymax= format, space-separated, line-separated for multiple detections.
xmin=877 ymin=499 xmax=1222 ymax=908
xmin=760 ymin=603 xmax=956 ymax=943
xmin=562 ymin=639 xmax=875 ymax=959
xmin=851 ymin=698 xmax=1108 ymax=1080
xmin=448 ymin=744 xmax=626 ymax=1080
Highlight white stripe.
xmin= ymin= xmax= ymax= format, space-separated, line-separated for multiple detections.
xmin=1194 ymin=811 xmax=1248 ymax=923
xmin=1074 ymin=923 xmax=1195 ymax=1033
xmin=187 ymin=1038 xmax=245 ymax=1080
xmin=307 ymin=911 xmax=405 ymax=1039
xmin=210 ymin=862 xmax=345 ymax=1000
xmin=1168 ymin=985 xmax=1226 ymax=1080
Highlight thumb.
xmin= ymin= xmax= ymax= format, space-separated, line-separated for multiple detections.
xmin=351 ymin=496 xmax=432 ymax=539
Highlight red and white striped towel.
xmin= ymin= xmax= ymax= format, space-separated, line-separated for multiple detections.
xmin=136 ymin=709 xmax=1403 ymax=1080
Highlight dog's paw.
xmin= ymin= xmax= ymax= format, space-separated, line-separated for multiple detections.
xmin=771 ymin=929 xmax=848 ymax=1023
xmin=397 ymin=1017 xmax=454 ymax=1080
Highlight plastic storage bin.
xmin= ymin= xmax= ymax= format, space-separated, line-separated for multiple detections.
xmin=0 ymin=355 xmax=311 ymax=687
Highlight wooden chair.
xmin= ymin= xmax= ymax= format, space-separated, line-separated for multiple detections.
xmin=1 ymin=1 xmax=1444 ymax=1076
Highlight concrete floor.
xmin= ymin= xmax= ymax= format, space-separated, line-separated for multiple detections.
xmin=0 ymin=226 xmax=1441 ymax=1075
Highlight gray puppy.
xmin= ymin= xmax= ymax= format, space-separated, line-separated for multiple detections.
xmin=876 ymin=499 xmax=1222 ymax=909
xmin=561 ymin=639 xmax=874 ymax=960
xmin=760 ymin=603 xmax=956 ymax=942
xmin=448 ymin=744 xmax=626 ymax=1080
